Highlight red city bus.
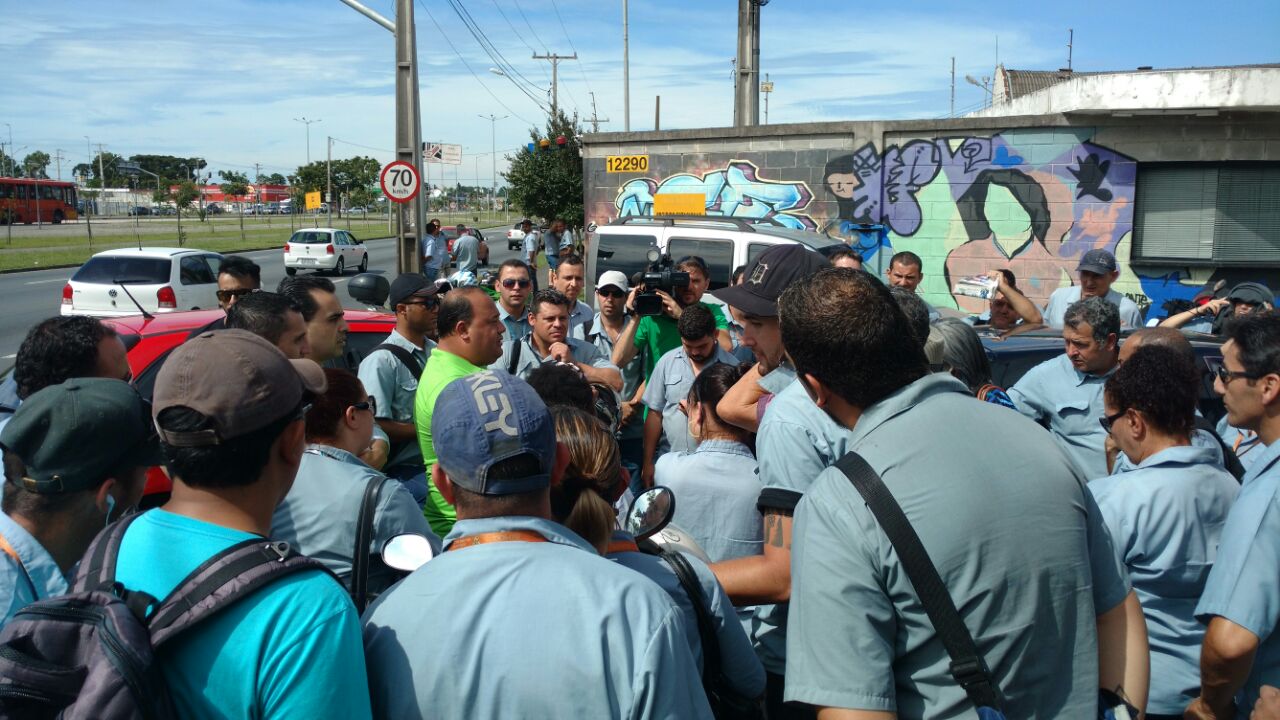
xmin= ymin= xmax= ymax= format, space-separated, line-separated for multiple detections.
xmin=0 ymin=178 xmax=79 ymax=224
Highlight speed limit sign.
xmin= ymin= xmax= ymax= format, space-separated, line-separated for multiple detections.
xmin=379 ymin=160 xmax=420 ymax=204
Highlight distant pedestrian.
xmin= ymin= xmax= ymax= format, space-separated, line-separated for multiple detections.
xmin=450 ymin=224 xmax=481 ymax=274
xmin=827 ymin=248 xmax=862 ymax=270
xmin=495 ymin=259 xmax=534 ymax=339
xmin=421 ymin=220 xmax=443 ymax=281
xmin=549 ymin=253 xmax=593 ymax=340
xmin=1042 ymin=249 xmax=1144 ymax=329
xmin=885 ymin=250 xmax=940 ymax=321
xmin=1161 ymin=280 xmax=1275 ymax=333
xmin=490 ymin=289 xmax=621 ymax=392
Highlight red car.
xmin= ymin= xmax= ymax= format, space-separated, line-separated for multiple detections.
xmin=101 ymin=308 xmax=398 ymax=503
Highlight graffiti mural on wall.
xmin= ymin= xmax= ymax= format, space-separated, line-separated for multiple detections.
xmin=821 ymin=132 xmax=1139 ymax=310
xmin=615 ymin=160 xmax=818 ymax=230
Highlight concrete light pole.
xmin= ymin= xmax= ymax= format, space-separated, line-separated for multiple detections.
xmin=2 ymin=123 xmax=11 ymax=177
xmin=294 ymin=116 xmax=321 ymax=165
xmin=478 ymin=113 xmax=507 ymax=222
xmin=532 ymin=52 xmax=577 ymax=118
xmin=622 ymin=0 xmax=630 ymax=131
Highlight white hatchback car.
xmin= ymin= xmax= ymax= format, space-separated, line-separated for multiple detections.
xmin=283 ymin=228 xmax=368 ymax=276
xmin=62 ymin=247 xmax=224 ymax=317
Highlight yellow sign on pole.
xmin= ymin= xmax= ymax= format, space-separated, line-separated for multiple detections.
xmin=305 ymin=191 xmax=322 ymax=210
xmin=653 ymin=193 xmax=705 ymax=216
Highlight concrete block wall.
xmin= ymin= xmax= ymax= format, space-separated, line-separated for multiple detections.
xmin=583 ymin=112 xmax=1280 ymax=318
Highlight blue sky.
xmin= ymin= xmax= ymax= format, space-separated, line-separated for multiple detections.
xmin=1 ymin=0 xmax=1276 ymax=187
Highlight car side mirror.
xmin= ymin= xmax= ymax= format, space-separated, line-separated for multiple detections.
xmin=381 ymin=533 xmax=435 ymax=572
xmin=624 ymin=487 xmax=675 ymax=540
xmin=348 ymin=273 xmax=390 ymax=307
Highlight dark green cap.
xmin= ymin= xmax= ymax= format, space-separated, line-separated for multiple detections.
xmin=0 ymin=378 xmax=162 ymax=494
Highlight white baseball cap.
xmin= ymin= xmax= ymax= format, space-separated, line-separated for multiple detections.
xmin=597 ymin=270 xmax=630 ymax=292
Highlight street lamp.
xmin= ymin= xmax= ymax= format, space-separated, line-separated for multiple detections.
xmin=293 ymin=116 xmax=321 ymax=165
xmin=965 ymin=74 xmax=993 ymax=108
xmin=477 ymin=113 xmax=507 ymax=222
xmin=2 ymin=123 xmax=11 ymax=177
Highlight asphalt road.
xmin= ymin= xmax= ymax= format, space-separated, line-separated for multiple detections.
xmin=0 ymin=224 xmax=520 ymax=374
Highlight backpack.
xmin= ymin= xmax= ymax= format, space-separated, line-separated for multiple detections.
xmin=0 ymin=512 xmax=335 ymax=719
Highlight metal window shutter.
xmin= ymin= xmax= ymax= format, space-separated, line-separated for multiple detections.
xmin=1134 ymin=166 xmax=1217 ymax=262
xmin=1213 ymin=165 xmax=1280 ymax=263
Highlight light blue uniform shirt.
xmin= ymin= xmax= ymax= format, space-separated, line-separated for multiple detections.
xmin=1113 ymin=426 xmax=1225 ymax=474
xmin=1091 ymin=444 xmax=1239 ymax=714
xmin=642 ymin=344 xmax=738 ymax=456
xmin=1008 ymin=352 xmax=1114 ymax=479
xmin=607 ymin=530 xmax=765 ymax=698
xmin=357 ymin=329 xmax=434 ymax=469
xmin=1218 ymin=414 xmax=1266 ymax=472
xmin=567 ymin=299 xmax=594 ymax=341
xmin=496 ymin=300 xmax=531 ymax=340
xmin=654 ymin=439 xmax=762 ymax=565
xmin=752 ymin=367 xmax=854 ymax=674
xmin=271 ymin=445 xmax=441 ymax=593
xmin=420 ymin=233 xmax=442 ymax=271
xmin=0 ymin=375 xmax=18 ymax=476
xmin=785 ymin=374 xmax=1131 ymax=717
xmin=590 ymin=313 xmax=647 ymax=441
xmin=0 ymin=512 xmax=70 ymax=627
xmin=451 ymin=233 xmax=480 ymax=274
xmin=522 ymin=230 xmax=540 ymax=262
xmin=1196 ymin=439 xmax=1280 ymax=716
xmin=115 ymin=509 xmax=372 ymax=719
xmin=363 ymin=516 xmax=713 ymax=720
xmin=489 ymin=335 xmax=618 ymax=381
xmin=1043 ymin=285 xmax=1145 ymax=329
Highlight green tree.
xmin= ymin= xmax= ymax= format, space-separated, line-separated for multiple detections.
xmin=261 ymin=172 xmax=287 ymax=185
xmin=0 ymin=148 xmax=20 ymax=177
xmin=292 ymin=156 xmax=379 ymax=217
xmin=22 ymin=151 xmax=51 ymax=179
xmin=503 ymin=109 xmax=583 ymax=228
xmin=219 ymin=170 xmax=251 ymax=241
xmin=131 ymin=155 xmax=207 ymax=186
xmin=170 ymin=181 xmax=199 ymax=246
xmin=83 ymin=151 xmax=124 ymax=188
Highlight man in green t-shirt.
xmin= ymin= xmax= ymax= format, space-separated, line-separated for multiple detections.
xmin=610 ymin=256 xmax=732 ymax=379
xmin=415 ymin=286 xmax=508 ymax=536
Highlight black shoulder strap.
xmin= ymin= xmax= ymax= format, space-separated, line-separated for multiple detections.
xmin=73 ymin=511 xmax=147 ymax=594
xmin=350 ymin=476 xmax=388 ymax=614
xmin=834 ymin=452 xmax=1005 ymax=713
xmin=506 ymin=340 xmax=523 ymax=376
xmin=1193 ymin=415 xmax=1246 ymax=482
xmin=146 ymin=539 xmax=338 ymax=648
xmin=373 ymin=343 xmax=422 ymax=379
xmin=660 ymin=549 xmax=720 ymax=686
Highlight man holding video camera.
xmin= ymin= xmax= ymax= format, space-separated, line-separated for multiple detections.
xmin=610 ymin=254 xmax=733 ymax=381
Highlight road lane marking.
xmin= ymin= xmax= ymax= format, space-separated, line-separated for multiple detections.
xmin=24 ymin=278 xmax=68 ymax=285
xmin=1 ymin=354 xmax=15 ymax=360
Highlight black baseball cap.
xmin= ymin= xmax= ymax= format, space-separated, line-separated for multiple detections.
xmin=389 ymin=273 xmax=439 ymax=308
xmin=1076 ymin=249 xmax=1118 ymax=275
xmin=715 ymin=244 xmax=831 ymax=317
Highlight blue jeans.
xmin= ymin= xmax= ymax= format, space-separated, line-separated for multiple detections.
xmin=384 ymin=463 xmax=429 ymax=508
xmin=545 ymin=254 xmax=560 ymax=272
xmin=422 ymin=266 xmax=439 ymax=282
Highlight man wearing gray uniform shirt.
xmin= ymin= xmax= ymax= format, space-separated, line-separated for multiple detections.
xmin=490 ymin=289 xmax=621 ymax=392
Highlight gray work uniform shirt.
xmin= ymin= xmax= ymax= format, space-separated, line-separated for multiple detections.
xmin=567 ymin=300 xmax=594 ymax=341
xmin=654 ymin=439 xmax=762 ymax=565
xmin=0 ymin=511 xmax=69 ymax=627
xmin=785 ymin=374 xmax=1131 ymax=717
xmin=642 ymin=344 xmax=739 ymax=456
xmin=590 ymin=313 xmax=646 ymax=441
xmin=1043 ymin=285 xmax=1145 ymax=329
xmin=357 ymin=329 xmax=435 ymax=469
xmin=271 ymin=445 xmax=441 ymax=594
xmin=496 ymin=301 xmax=530 ymax=341
xmin=362 ymin=516 xmax=713 ymax=719
xmin=489 ymin=336 xmax=617 ymax=382
xmin=1007 ymin=352 xmax=1114 ymax=479
xmin=451 ymin=234 xmax=480 ymax=274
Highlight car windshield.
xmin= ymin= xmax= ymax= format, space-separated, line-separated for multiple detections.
xmin=72 ymin=257 xmax=171 ymax=284
xmin=290 ymin=231 xmax=331 ymax=244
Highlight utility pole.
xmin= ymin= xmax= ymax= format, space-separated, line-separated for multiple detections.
xmin=950 ymin=57 xmax=955 ymax=117
xmin=760 ymin=75 xmax=773 ymax=124
xmin=95 ymin=144 xmax=107 ymax=197
xmin=340 ymin=0 xmax=425 ymax=273
xmin=53 ymin=149 xmax=65 ymax=181
xmin=254 ymin=162 xmax=262 ymax=215
xmin=532 ymin=52 xmax=577 ymax=118
xmin=2 ymin=124 xmax=11 ymax=177
xmin=587 ymin=92 xmax=609 ymax=133
xmin=622 ymin=0 xmax=630 ymax=131
xmin=733 ymin=0 xmax=763 ymax=127
xmin=654 ymin=95 xmax=661 ymax=131
xmin=1067 ymin=28 xmax=1074 ymax=70
xmin=294 ymin=116 xmax=321 ymax=165
xmin=478 ymin=114 xmax=507 ymax=223
xmin=326 ymin=136 xmax=333 ymax=223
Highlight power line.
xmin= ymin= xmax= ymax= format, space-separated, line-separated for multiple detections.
xmin=510 ymin=0 xmax=550 ymax=53
xmin=415 ymin=0 xmax=539 ymax=125
xmin=489 ymin=0 xmax=550 ymax=80
xmin=547 ymin=0 xmax=594 ymax=109
xmin=329 ymin=137 xmax=395 ymax=154
xmin=439 ymin=0 xmax=551 ymax=110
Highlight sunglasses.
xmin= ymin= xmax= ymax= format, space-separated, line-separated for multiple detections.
xmin=351 ymin=396 xmax=378 ymax=414
xmin=216 ymin=288 xmax=258 ymax=302
xmin=597 ymin=287 xmax=626 ymax=298
xmin=1215 ymin=364 xmax=1259 ymax=385
xmin=403 ymin=299 xmax=439 ymax=310
xmin=501 ymin=278 xmax=532 ymax=289
xmin=1099 ymin=409 xmax=1127 ymax=433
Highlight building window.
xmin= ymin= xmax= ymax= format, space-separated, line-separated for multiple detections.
xmin=1134 ymin=163 xmax=1280 ymax=266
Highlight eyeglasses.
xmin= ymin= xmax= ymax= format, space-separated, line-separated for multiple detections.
xmin=597 ymin=287 xmax=626 ymax=298
xmin=351 ymin=396 xmax=378 ymax=414
xmin=501 ymin=278 xmax=532 ymax=289
xmin=216 ymin=288 xmax=258 ymax=302
xmin=1215 ymin=364 xmax=1259 ymax=385
xmin=1099 ymin=409 xmax=1127 ymax=433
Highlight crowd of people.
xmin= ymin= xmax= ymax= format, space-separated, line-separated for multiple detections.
xmin=0 ymin=230 xmax=1278 ymax=720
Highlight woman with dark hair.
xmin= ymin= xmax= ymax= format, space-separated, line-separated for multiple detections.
xmin=653 ymin=363 xmax=762 ymax=564
xmin=271 ymin=368 xmax=440 ymax=595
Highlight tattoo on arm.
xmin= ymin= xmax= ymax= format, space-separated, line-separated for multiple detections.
xmin=764 ymin=510 xmax=792 ymax=550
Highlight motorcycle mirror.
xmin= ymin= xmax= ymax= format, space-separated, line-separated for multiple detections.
xmin=625 ymin=487 xmax=675 ymax=540
xmin=381 ymin=533 xmax=435 ymax=572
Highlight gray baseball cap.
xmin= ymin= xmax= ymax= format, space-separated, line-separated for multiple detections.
xmin=1076 ymin=249 xmax=1118 ymax=275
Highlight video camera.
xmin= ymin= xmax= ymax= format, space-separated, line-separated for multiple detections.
xmin=633 ymin=244 xmax=690 ymax=317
